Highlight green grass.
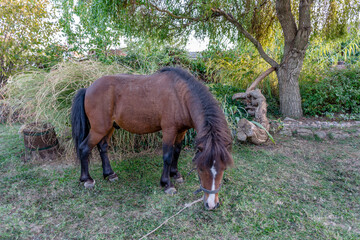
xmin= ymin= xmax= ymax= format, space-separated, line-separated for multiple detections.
xmin=1 ymin=124 xmax=360 ymax=239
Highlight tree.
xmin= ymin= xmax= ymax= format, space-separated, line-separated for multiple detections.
xmin=58 ymin=0 xmax=360 ymax=118
xmin=56 ymin=0 xmax=123 ymax=58
xmin=0 ymin=0 xmax=59 ymax=85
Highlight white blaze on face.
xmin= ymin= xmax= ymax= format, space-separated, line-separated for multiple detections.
xmin=207 ymin=160 xmax=217 ymax=209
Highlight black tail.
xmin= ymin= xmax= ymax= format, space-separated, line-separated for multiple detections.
xmin=71 ymin=88 xmax=90 ymax=159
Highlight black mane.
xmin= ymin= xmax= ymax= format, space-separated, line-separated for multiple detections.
xmin=159 ymin=67 xmax=233 ymax=167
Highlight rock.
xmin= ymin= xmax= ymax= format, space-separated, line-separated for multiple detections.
xmin=236 ymin=131 xmax=247 ymax=142
xmin=355 ymin=129 xmax=360 ymax=137
xmin=314 ymin=131 xmax=327 ymax=140
xmin=279 ymin=129 xmax=293 ymax=137
xmin=329 ymin=132 xmax=351 ymax=140
xmin=283 ymin=117 xmax=296 ymax=122
xmin=296 ymin=128 xmax=313 ymax=137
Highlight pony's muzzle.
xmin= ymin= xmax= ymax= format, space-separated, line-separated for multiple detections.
xmin=204 ymin=196 xmax=220 ymax=210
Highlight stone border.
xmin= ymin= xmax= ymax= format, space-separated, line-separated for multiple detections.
xmin=277 ymin=118 xmax=360 ymax=140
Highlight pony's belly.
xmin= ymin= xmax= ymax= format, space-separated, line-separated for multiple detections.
xmin=121 ymin=125 xmax=162 ymax=134
xmin=115 ymin=118 xmax=162 ymax=134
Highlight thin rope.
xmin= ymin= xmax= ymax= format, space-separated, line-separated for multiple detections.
xmin=138 ymin=197 xmax=203 ymax=240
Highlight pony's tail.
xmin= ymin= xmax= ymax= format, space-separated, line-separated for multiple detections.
xmin=71 ymin=88 xmax=90 ymax=159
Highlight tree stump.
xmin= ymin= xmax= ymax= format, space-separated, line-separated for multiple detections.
xmin=232 ymin=89 xmax=270 ymax=144
xmin=21 ymin=122 xmax=59 ymax=161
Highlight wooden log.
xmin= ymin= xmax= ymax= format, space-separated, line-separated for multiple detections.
xmin=236 ymin=118 xmax=269 ymax=145
xmin=232 ymin=68 xmax=274 ymax=145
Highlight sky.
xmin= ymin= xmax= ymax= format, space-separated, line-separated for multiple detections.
xmin=185 ymin=34 xmax=209 ymax=52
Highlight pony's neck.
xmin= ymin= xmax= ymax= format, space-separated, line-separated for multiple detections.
xmin=188 ymin=99 xmax=209 ymax=137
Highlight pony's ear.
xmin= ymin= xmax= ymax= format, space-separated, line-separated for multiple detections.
xmin=192 ymin=151 xmax=200 ymax=163
xmin=192 ymin=144 xmax=204 ymax=163
xmin=223 ymin=149 xmax=234 ymax=167
xmin=196 ymin=144 xmax=204 ymax=153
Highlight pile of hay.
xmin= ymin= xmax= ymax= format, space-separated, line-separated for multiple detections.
xmin=2 ymin=61 xmax=162 ymax=158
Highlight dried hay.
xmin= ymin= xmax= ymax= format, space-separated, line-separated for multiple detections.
xmin=1 ymin=61 xmax=162 ymax=159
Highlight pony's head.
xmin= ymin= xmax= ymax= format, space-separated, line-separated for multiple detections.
xmin=193 ymin=136 xmax=233 ymax=210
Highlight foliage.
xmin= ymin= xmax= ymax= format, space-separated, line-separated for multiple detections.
xmin=202 ymin=43 xmax=279 ymax=89
xmin=56 ymin=0 xmax=123 ymax=55
xmin=55 ymin=0 xmax=360 ymax=117
xmin=114 ymin=43 xmax=193 ymax=74
xmin=58 ymin=0 xmax=360 ymax=47
xmin=301 ymin=68 xmax=360 ymax=116
xmin=0 ymin=0 xmax=59 ymax=85
xmin=109 ymin=42 xmax=208 ymax=82
xmin=303 ymin=33 xmax=360 ymax=72
xmin=312 ymin=0 xmax=359 ymax=40
xmin=208 ymin=83 xmax=247 ymax=129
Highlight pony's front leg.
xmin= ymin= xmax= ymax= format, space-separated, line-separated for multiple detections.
xmin=170 ymin=142 xmax=184 ymax=183
xmin=160 ymin=144 xmax=177 ymax=194
xmin=170 ymin=131 xmax=187 ymax=183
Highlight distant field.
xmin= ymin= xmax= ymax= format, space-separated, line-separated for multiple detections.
xmin=1 ymin=123 xmax=359 ymax=239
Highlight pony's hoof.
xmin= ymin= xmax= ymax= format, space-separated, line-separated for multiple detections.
xmin=174 ymin=177 xmax=184 ymax=183
xmin=164 ymin=187 xmax=177 ymax=195
xmin=83 ymin=179 xmax=95 ymax=189
xmin=106 ymin=173 xmax=118 ymax=182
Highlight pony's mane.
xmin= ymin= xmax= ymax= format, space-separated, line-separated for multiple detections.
xmin=159 ymin=67 xmax=233 ymax=168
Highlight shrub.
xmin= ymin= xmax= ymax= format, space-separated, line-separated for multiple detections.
xmin=113 ymin=45 xmax=194 ymax=74
xmin=301 ymin=68 xmax=360 ymax=116
xmin=208 ymin=83 xmax=247 ymax=130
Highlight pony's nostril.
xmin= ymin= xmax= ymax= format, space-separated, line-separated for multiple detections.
xmin=205 ymin=202 xmax=209 ymax=209
xmin=215 ymin=202 xmax=220 ymax=209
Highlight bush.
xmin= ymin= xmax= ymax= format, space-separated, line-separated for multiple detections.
xmin=113 ymin=45 xmax=193 ymax=74
xmin=301 ymin=68 xmax=360 ymax=116
xmin=208 ymin=83 xmax=247 ymax=129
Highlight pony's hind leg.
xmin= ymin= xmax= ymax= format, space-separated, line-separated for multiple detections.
xmin=79 ymin=130 xmax=106 ymax=188
xmin=170 ymin=131 xmax=187 ymax=183
xmin=97 ymin=128 xmax=118 ymax=182
xmin=79 ymin=135 xmax=95 ymax=188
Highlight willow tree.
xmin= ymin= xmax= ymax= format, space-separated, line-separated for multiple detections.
xmin=0 ymin=0 xmax=58 ymax=85
xmin=61 ymin=0 xmax=360 ymax=118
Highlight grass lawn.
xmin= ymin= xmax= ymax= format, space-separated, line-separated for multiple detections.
xmin=0 ymin=123 xmax=359 ymax=239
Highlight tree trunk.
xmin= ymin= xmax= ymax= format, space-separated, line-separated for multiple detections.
xmin=276 ymin=49 xmax=305 ymax=118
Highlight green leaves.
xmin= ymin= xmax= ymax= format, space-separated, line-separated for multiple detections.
xmin=301 ymin=68 xmax=360 ymax=116
xmin=0 ymin=0 xmax=59 ymax=84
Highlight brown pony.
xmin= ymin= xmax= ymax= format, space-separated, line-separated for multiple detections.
xmin=71 ymin=67 xmax=233 ymax=210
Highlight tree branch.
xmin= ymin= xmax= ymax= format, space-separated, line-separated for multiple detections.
xmin=275 ymin=0 xmax=297 ymax=56
xmin=210 ymin=8 xmax=279 ymax=69
xmin=295 ymin=0 xmax=312 ymax=50
xmin=148 ymin=2 xmax=202 ymax=21
xmin=246 ymin=67 xmax=275 ymax=92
